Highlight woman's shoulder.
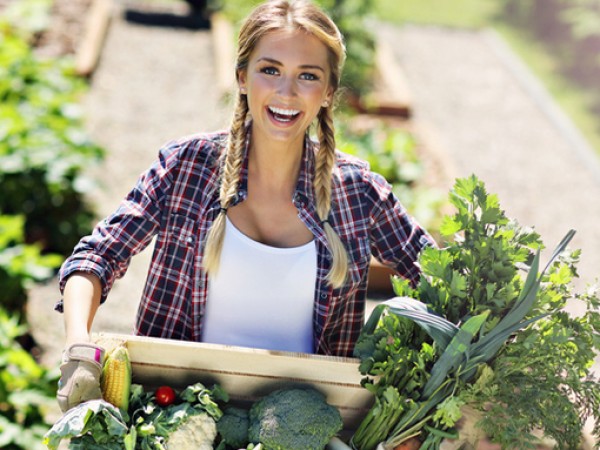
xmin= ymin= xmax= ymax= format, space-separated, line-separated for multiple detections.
xmin=333 ymin=149 xmax=388 ymax=187
xmin=158 ymin=130 xmax=228 ymax=168
xmin=334 ymin=149 xmax=370 ymax=171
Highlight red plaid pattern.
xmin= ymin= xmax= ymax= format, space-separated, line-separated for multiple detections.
xmin=57 ymin=129 xmax=434 ymax=356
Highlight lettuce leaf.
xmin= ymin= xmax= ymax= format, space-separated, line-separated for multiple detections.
xmin=43 ymin=400 xmax=129 ymax=450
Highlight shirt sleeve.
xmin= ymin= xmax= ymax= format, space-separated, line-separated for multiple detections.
xmin=55 ymin=140 xmax=181 ymax=310
xmin=365 ymin=170 xmax=436 ymax=286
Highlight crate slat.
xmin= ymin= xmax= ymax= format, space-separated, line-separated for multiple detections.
xmin=95 ymin=333 xmax=373 ymax=430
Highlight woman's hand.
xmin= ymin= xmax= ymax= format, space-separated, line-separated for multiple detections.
xmin=57 ymin=343 xmax=105 ymax=412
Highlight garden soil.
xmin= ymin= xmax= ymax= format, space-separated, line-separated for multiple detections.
xmin=26 ymin=2 xmax=600 ymax=383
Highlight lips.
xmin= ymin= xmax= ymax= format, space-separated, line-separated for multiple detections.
xmin=267 ymin=106 xmax=301 ymax=123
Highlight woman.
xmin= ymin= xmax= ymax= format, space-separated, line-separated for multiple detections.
xmin=56 ymin=0 xmax=434 ymax=412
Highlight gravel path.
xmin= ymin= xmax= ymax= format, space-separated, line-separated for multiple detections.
xmin=378 ymin=24 xmax=600 ymax=294
xmin=27 ymin=10 xmax=600 ymax=375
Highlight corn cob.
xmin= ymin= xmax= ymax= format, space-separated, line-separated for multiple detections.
xmin=100 ymin=343 xmax=132 ymax=411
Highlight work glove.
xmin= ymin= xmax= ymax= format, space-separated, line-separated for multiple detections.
xmin=57 ymin=343 xmax=105 ymax=412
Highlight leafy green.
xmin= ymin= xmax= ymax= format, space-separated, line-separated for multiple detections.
xmin=0 ymin=214 xmax=62 ymax=314
xmin=43 ymin=382 xmax=227 ymax=450
xmin=351 ymin=175 xmax=600 ymax=449
xmin=0 ymin=306 xmax=59 ymax=450
xmin=43 ymin=400 xmax=129 ymax=450
xmin=126 ymin=382 xmax=225 ymax=450
xmin=0 ymin=14 xmax=104 ymax=256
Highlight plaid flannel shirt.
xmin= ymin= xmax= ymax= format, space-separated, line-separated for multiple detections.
xmin=57 ymin=129 xmax=434 ymax=357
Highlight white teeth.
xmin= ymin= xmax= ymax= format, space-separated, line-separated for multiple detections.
xmin=268 ymin=106 xmax=300 ymax=116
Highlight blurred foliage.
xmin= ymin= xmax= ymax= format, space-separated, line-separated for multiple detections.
xmin=0 ymin=215 xmax=61 ymax=315
xmin=0 ymin=306 xmax=60 ymax=450
xmin=0 ymin=0 xmax=53 ymax=39
xmin=502 ymin=0 xmax=600 ymax=83
xmin=316 ymin=0 xmax=376 ymax=97
xmin=0 ymin=18 xmax=104 ymax=256
xmin=500 ymin=0 xmax=600 ymax=138
xmin=0 ymin=4 xmax=68 ymax=446
xmin=214 ymin=0 xmax=376 ymax=96
xmin=372 ymin=0 xmax=501 ymax=29
xmin=336 ymin=119 xmax=446 ymax=236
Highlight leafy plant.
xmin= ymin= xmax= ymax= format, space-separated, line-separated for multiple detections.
xmin=0 ymin=0 xmax=53 ymax=40
xmin=351 ymin=175 xmax=600 ymax=449
xmin=0 ymin=306 xmax=60 ymax=450
xmin=0 ymin=214 xmax=62 ymax=314
xmin=316 ymin=0 xmax=377 ymax=97
xmin=44 ymin=382 xmax=228 ymax=450
xmin=0 ymin=19 xmax=104 ymax=255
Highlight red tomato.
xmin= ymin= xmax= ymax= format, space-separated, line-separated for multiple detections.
xmin=155 ymin=385 xmax=176 ymax=406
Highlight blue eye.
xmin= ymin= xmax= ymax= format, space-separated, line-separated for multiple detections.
xmin=300 ymin=73 xmax=319 ymax=81
xmin=261 ymin=67 xmax=279 ymax=75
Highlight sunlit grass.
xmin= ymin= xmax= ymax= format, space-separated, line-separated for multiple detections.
xmin=372 ymin=0 xmax=501 ymax=29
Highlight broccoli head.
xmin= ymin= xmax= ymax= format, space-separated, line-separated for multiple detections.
xmin=248 ymin=387 xmax=343 ymax=450
xmin=217 ymin=406 xmax=250 ymax=448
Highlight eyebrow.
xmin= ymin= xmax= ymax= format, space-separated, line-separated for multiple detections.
xmin=256 ymin=57 xmax=325 ymax=73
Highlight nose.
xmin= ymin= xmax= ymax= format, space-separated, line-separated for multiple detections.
xmin=277 ymin=76 xmax=296 ymax=97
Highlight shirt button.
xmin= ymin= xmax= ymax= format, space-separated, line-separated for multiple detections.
xmin=186 ymin=237 xmax=193 ymax=244
xmin=320 ymin=293 xmax=327 ymax=299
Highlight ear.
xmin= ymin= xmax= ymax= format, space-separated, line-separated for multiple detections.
xmin=237 ymin=69 xmax=247 ymax=94
xmin=322 ymin=87 xmax=334 ymax=107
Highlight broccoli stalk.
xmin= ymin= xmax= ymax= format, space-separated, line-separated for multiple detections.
xmin=248 ymin=388 xmax=343 ymax=450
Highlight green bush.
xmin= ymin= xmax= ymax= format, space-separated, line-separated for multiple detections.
xmin=0 ymin=22 xmax=103 ymax=256
xmin=0 ymin=305 xmax=60 ymax=450
xmin=0 ymin=215 xmax=61 ymax=314
xmin=317 ymin=0 xmax=377 ymax=97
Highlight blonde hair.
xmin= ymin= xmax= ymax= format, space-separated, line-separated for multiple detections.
xmin=203 ymin=0 xmax=348 ymax=287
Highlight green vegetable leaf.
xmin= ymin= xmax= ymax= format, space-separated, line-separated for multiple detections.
xmin=433 ymin=396 xmax=465 ymax=428
xmin=381 ymin=297 xmax=458 ymax=351
xmin=422 ymin=312 xmax=489 ymax=400
xmin=43 ymin=400 xmax=128 ymax=450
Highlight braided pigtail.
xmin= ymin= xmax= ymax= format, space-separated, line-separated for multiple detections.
xmin=315 ymin=105 xmax=348 ymax=288
xmin=203 ymin=94 xmax=249 ymax=276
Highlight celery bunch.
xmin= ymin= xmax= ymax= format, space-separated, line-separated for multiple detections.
xmin=351 ymin=175 xmax=600 ymax=449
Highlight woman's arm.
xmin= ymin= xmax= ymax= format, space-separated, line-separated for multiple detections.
xmin=62 ymin=272 xmax=102 ymax=345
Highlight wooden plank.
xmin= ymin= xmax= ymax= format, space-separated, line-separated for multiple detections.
xmin=75 ymin=0 xmax=113 ymax=77
xmin=95 ymin=333 xmax=373 ymax=430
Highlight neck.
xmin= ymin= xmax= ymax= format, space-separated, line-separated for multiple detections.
xmin=248 ymin=135 xmax=305 ymax=195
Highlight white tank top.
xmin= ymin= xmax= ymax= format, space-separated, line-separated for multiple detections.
xmin=203 ymin=217 xmax=317 ymax=353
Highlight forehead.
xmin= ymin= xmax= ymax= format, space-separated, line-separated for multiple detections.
xmin=250 ymin=29 xmax=329 ymax=67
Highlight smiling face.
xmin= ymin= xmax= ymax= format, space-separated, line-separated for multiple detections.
xmin=238 ymin=29 xmax=333 ymax=151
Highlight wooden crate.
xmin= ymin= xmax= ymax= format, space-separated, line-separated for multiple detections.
xmin=95 ymin=333 xmax=373 ymax=432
